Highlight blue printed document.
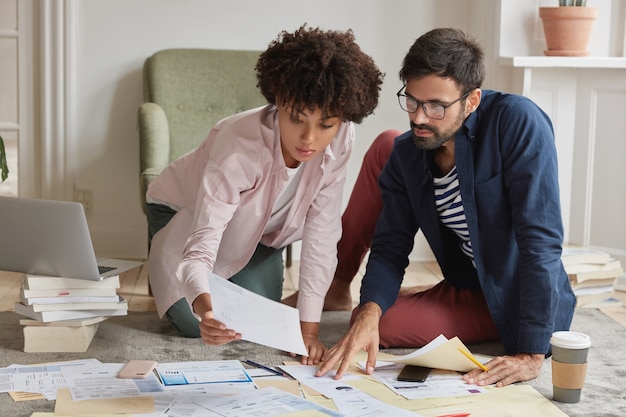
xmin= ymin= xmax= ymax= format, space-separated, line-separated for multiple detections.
xmin=155 ymin=360 xmax=253 ymax=386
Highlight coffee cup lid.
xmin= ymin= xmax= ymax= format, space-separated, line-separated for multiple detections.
xmin=550 ymin=331 xmax=591 ymax=349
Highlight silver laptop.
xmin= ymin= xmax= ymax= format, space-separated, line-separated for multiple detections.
xmin=0 ymin=196 xmax=142 ymax=281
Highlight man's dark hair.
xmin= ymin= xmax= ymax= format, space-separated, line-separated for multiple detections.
xmin=399 ymin=28 xmax=485 ymax=92
xmin=256 ymin=24 xmax=383 ymax=124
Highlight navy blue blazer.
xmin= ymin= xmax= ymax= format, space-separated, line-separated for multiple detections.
xmin=360 ymin=90 xmax=576 ymax=355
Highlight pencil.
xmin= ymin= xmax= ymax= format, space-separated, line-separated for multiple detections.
xmin=457 ymin=347 xmax=489 ymax=372
xmin=244 ymin=359 xmax=285 ymax=377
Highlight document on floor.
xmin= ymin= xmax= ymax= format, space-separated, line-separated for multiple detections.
xmin=278 ymin=365 xmax=418 ymax=417
xmin=158 ymin=387 xmax=343 ymax=417
xmin=208 ymin=273 xmax=308 ymax=356
xmin=154 ymin=360 xmax=253 ymax=386
xmin=0 ymin=359 xmax=102 ymax=400
xmin=370 ymin=363 xmax=486 ymax=400
xmin=60 ymin=362 xmax=164 ymax=401
xmin=373 ymin=334 xmax=490 ymax=372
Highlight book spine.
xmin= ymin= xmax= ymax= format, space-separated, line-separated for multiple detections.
xmin=28 ymin=298 xmax=127 ymax=312
xmin=23 ymin=323 xmax=100 ymax=352
xmin=21 ymin=287 xmax=118 ymax=298
xmin=22 ymin=294 xmax=121 ymax=306
xmin=14 ymin=302 xmax=127 ymax=322
xmin=23 ymin=274 xmax=120 ymax=290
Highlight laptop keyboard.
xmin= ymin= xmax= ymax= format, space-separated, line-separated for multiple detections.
xmin=98 ymin=265 xmax=116 ymax=274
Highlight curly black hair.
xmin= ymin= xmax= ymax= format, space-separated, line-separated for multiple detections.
xmin=256 ymin=24 xmax=383 ymax=124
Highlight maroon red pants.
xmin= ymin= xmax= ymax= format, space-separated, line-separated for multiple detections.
xmin=341 ymin=130 xmax=499 ymax=348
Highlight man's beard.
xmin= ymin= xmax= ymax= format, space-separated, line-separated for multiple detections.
xmin=410 ymin=110 xmax=465 ymax=150
xmin=411 ymin=123 xmax=454 ymax=150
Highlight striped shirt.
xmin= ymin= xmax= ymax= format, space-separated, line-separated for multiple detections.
xmin=433 ymin=166 xmax=475 ymax=266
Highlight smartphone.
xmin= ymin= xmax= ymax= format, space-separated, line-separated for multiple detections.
xmin=118 ymin=360 xmax=157 ymax=379
xmin=397 ymin=365 xmax=432 ymax=382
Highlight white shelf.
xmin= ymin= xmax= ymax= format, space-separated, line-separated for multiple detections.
xmin=500 ymin=56 xmax=626 ymax=69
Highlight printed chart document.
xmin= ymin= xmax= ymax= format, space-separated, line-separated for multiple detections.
xmin=279 ymin=364 xmax=364 ymax=400
xmin=370 ymin=364 xmax=486 ymax=400
xmin=154 ymin=360 xmax=253 ymax=386
xmin=60 ymin=363 xmax=164 ymax=401
xmin=159 ymin=387 xmax=344 ymax=417
xmin=208 ymin=273 xmax=308 ymax=356
xmin=54 ymin=388 xmax=154 ymax=416
xmin=279 ymin=365 xmax=418 ymax=417
xmin=0 ymin=359 xmax=102 ymax=400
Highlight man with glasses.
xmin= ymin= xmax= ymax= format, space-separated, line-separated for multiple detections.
xmin=315 ymin=28 xmax=575 ymax=387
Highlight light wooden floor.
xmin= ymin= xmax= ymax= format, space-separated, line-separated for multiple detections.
xmin=2 ymin=260 xmax=625 ymax=328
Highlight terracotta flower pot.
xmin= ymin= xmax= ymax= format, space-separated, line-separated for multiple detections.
xmin=539 ymin=7 xmax=598 ymax=56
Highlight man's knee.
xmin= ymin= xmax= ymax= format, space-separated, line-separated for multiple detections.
xmin=365 ymin=129 xmax=402 ymax=168
xmin=374 ymin=129 xmax=402 ymax=149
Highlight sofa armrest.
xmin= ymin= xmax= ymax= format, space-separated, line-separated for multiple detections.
xmin=140 ymin=167 xmax=167 ymax=214
xmin=138 ymin=102 xmax=170 ymax=213
xmin=138 ymin=102 xmax=170 ymax=172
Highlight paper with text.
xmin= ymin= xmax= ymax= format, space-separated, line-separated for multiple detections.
xmin=279 ymin=365 xmax=418 ymax=416
xmin=143 ymin=387 xmax=340 ymax=417
xmin=370 ymin=364 xmax=485 ymax=400
xmin=54 ymin=388 xmax=154 ymax=416
xmin=0 ymin=359 xmax=102 ymax=400
xmin=374 ymin=334 xmax=488 ymax=372
xmin=155 ymin=360 xmax=253 ymax=386
xmin=60 ymin=363 xmax=163 ymax=401
xmin=209 ymin=273 xmax=308 ymax=356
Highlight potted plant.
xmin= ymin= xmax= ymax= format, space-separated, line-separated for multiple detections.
xmin=0 ymin=134 xmax=8 ymax=183
xmin=539 ymin=0 xmax=598 ymax=56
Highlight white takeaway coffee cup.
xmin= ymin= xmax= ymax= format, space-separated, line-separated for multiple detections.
xmin=550 ymin=331 xmax=591 ymax=403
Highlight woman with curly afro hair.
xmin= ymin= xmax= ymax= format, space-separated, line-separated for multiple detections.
xmin=146 ymin=24 xmax=383 ymax=364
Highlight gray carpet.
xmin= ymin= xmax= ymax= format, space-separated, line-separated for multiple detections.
xmin=1 ymin=308 xmax=625 ymax=417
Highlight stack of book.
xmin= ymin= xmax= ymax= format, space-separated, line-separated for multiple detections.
xmin=14 ymin=274 xmax=127 ymax=352
xmin=615 ymin=274 xmax=626 ymax=300
xmin=562 ymin=246 xmax=624 ymax=308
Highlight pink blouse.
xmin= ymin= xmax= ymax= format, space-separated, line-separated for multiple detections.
xmin=147 ymin=105 xmax=355 ymax=323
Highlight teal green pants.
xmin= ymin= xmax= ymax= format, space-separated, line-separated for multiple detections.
xmin=146 ymin=203 xmax=285 ymax=338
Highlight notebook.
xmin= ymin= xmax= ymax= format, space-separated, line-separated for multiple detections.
xmin=0 ymin=196 xmax=142 ymax=281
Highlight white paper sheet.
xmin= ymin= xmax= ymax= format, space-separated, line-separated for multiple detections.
xmin=279 ymin=365 xmax=363 ymax=400
xmin=331 ymin=391 xmax=420 ymax=417
xmin=192 ymin=386 xmax=343 ymax=417
xmin=60 ymin=363 xmax=164 ymax=401
xmin=373 ymin=334 xmax=491 ymax=372
xmin=208 ymin=273 xmax=308 ymax=356
xmin=279 ymin=365 xmax=419 ymax=416
xmin=155 ymin=360 xmax=253 ymax=386
xmin=0 ymin=359 xmax=102 ymax=400
xmin=370 ymin=365 xmax=486 ymax=400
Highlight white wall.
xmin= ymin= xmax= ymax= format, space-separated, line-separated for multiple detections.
xmin=498 ymin=0 xmax=617 ymax=57
xmin=5 ymin=0 xmax=625 ymax=265
xmin=493 ymin=0 xmax=626 ymax=266
xmin=68 ymin=0 xmax=489 ymax=261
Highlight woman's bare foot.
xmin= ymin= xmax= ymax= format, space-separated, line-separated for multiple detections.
xmin=281 ymin=279 xmax=354 ymax=311
xmin=282 ymin=291 xmax=298 ymax=308
xmin=322 ymin=279 xmax=353 ymax=311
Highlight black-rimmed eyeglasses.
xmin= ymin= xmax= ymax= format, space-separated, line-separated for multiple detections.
xmin=396 ymin=86 xmax=473 ymax=120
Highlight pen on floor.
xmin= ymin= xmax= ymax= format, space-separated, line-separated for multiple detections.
xmin=274 ymin=366 xmax=296 ymax=381
xmin=244 ymin=359 xmax=285 ymax=377
xmin=457 ymin=347 xmax=489 ymax=372
xmin=435 ymin=413 xmax=471 ymax=417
